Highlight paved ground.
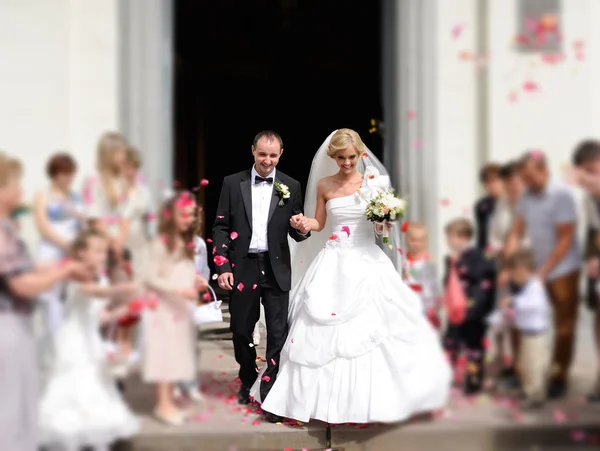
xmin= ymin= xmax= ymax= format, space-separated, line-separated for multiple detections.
xmin=123 ymin=304 xmax=600 ymax=450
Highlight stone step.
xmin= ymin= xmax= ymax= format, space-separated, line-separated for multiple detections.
xmin=128 ymin=420 xmax=600 ymax=451
xmin=124 ymin=306 xmax=600 ymax=451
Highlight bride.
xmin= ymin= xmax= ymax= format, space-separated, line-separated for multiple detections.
xmin=250 ymin=129 xmax=451 ymax=424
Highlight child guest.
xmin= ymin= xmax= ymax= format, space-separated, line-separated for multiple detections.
xmin=176 ymin=207 xmax=209 ymax=402
xmin=402 ymin=222 xmax=440 ymax=329
xmin=443 ymin=218 xmax=496 ymax=395
xmin=142 ymin=191 xmax=203 ymax=425
xmin=502 ymin=249 xmax=551 ymax=409
xmin=39 ymin=229 xmax=139 ymax=450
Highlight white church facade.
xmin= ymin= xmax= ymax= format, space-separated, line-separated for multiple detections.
xmin=2 ymin=0 xmax=600 ymax=258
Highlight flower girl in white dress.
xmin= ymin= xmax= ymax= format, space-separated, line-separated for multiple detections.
xmin=39 ymin=228 xmax=139 ymax=450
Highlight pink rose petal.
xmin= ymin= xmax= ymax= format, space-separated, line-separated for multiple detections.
xmin=571 ymin=430 xmax=586 ymax=442
xmin=200 ymin=179 xmax=209 ymax=186
xmin=481 ymin=337 xmax=491 ymax=350
xmin=451 ymin=23 xmax=465 ymax=40
xmin=261 ymin=375 xmax=271 ymax=382
xmin=553 ymin=409 xmax=566 ymax=423
xmin=530 ymin=149 xmax=544 ymax=160
xmin=523 ymin=80 xmax=539 ymax=92
xmin=237 ymin=283 xmax=244 ymax=291
xmin=213 ymin=255 xmax=228 ymax=266
xmin=230 ymin=231 xmax=239 ymax=240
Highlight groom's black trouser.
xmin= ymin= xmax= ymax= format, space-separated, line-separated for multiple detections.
xmin=229 ymin=252 xmax=289 ymax=402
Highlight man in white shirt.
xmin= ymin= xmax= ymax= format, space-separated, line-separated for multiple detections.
xmin=212 ymin=131 xmax=310 ymax=423
xmin=502 ymin=249 xmax=551 ymax=409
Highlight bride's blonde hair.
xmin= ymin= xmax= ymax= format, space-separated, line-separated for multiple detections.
xmin=327 ymin=128 xmax=365 ymax=158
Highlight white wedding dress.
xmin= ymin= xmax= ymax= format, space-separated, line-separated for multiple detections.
xmin=250 ymin=163 xmax=451 ymax=424
xmin=39 ymin=279 xmax=139 ymax=450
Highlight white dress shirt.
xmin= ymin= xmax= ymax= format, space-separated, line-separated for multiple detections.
xmin=249 ymin=166 xmax=275 ymax=253
xmin=513 ymin=277 xmax=551 ymax=333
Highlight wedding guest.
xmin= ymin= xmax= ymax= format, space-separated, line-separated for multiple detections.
xmin=502 ymin=249 xmax=551 ymax=410
xmin=116 ymin=146 xmax=155 ymax=364
xmin=176 ymin=207 xmax=209 ymax=403
xmin=143 ymin=191 xmax=203 ymax=425
xmin=0 ymin=152 xmax=88 ymax=451
xmin=571 ymin=139 xmax=600 ymax=402
xmin=83 ymin=132 xmax=129 ymax=242
xmin=504 ymin=150 xmax=581 ymax=399
xmin=83 ymin=132 xmax=133 ymax=382
xmin=488 ymin=161 xmax=528 ymax=252
xmin=33 ymin=152 xmax=84 ymax=377
xmin=122 ymin=146 xmax=155 ymax=281
xmin=474 ymin=163 xmax=504 ymax=250
xmin=443 ymin=218 xmax=496 ymax=395
xmin=488 ymin=161 xmax=528 ymax=381
xmin=402 ymin=222 xmax=440 ymax=329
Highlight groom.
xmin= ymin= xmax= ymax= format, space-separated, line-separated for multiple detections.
xmin=212 ymin=130 xmax=310 ymax=422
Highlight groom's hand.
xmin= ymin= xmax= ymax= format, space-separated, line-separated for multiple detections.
xmin=218 ymin=272 xmax=234 ymax=291
xmin=290 ymin=214 xmax=301 ymax=229
xmin=291 ymin=214 xmax=311 ymax=234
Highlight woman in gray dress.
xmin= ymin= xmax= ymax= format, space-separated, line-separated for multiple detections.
xmin=0 ymin=152 xmax=89 ymax=451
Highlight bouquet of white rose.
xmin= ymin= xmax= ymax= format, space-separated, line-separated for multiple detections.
xmin=365 ymin=189 xmax=407 ymax=243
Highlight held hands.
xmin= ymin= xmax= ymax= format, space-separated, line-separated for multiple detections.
xmin=290 ymin=214 xmax=311 ymax=234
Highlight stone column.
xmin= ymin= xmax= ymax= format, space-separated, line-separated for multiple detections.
xmin=383 ymin=0 xmax=440 ymax=255
xmin=118 ymin=0 xmax=174 ymax=200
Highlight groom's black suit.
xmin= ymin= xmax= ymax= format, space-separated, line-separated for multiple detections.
xmin=213 ymin=168 xmax=309 ymax=401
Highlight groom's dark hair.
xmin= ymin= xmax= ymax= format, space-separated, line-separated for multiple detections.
xmin=253 ymin=130 xmax=283 ymax=150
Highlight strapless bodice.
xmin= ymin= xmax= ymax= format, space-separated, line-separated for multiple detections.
xmin=325 ymin=192 xmax=374 ymax=248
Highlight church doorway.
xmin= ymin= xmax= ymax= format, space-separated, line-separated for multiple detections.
xmin=173 ymin=0 xmax=383 ymax=243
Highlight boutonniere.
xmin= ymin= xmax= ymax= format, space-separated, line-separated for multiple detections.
xmin=274 ymin=181 xmax=291 ymax=207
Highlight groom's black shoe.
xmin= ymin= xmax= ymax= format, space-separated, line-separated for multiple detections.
xmin=237 ymin=386 xmax=251 ymax=405
xmin=263 ymin=411 xmax=285 ymax=423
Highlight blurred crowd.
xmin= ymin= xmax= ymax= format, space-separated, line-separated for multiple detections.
xmin=402 ymin=141 xmax=600 ymax=412
xmin=0 ymin=132 xmax=212 ymax=451
xmin=2 ymin=132 xmax=600 ymax=451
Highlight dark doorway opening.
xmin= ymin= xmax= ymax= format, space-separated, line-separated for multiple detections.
xmin=174 ymin=0 xmax=382 ymax=246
